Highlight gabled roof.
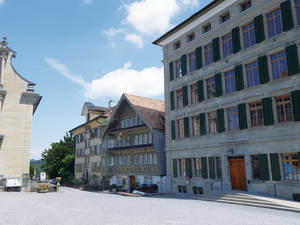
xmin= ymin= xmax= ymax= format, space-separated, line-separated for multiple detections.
xmin=81 ymin=102 xmax=112 ymax=116
xmin=124 ymin=93 xmax=165 ymax=130
xmin=103 ymin=93 xmax=165 ymax=136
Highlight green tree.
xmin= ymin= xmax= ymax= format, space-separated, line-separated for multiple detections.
xmin=41 ymin=133 xmax=75 ymax=185
xmin=29 ymin=164 xmax=35 ymax=179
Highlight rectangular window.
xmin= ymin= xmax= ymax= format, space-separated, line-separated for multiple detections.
xmin=251 ymin=155 xmax=260 ymax=179
xmin=177 ymin=119 xmax=185 ymax=139
xmin=178 ymin=159 xmax=186 ymax=177
xmin=224 ymin=70 xmax=236 ymax=93
xmin=227 ymin=107 xmax=239 ymax=130
xmin=271 ymin=51 xmax=288 ymax=80
xmin=153 ymin=154 xmax=157 ymax=164
xmin=204 ymin=43 xmax=213 ymax=65
xmin=175 ymin=59 xmax=182 ymax=78
xmin=208 ymin=111 xmax=217 ymax=134
xmin=221 ymin=12 xmax=230 ymax=23
xmin=246 ymin=61 xmax=260 ymax=87
xmin=144 ymin=176 xmax=153 ymax=185
xmin=241 ymin=0 xmax=251 ymax=11
xmin=139 ymin=155 xmax=143 ymax=164
xmin=187 ymin=32 xmax=195 ymax=42
xmin=147 ymin=153 xmax=152 ymax=164
xmin=216 ymin=157 xmax=222 ymax=179
xmin=296 ymin=0 xmax=300 ymax=25
xmin=275 ymin=94 xmax=293 ymax=123
xmin=192 ymin=115 xmax=200 ymax=136
xmin=249 ymin=101 xmax=263 ymax=127
xmin=281 ymin=153 xmax=300 ymax=180
xmin=190 ymin=83 xmax=198 ymax=104
xmin=174 ymin=41 xmax=181 ymax=49
xmin=148 ymin=133 xmax=152 ymax=144
xmin=176 ymin=89 xmax=183 ymax=108
xmin=143 ymin=134 xmax=147 ymax=144
xmin=138 ymin=135 xmax=143 ymax=145
xmin=193 ymin=158 xmax=202 ymax=177
xmin=189 ymin=51 xmax=197 ymax=72
xmin=243 ymin=22 xmax=255 ymax=48
xmin=203 ymin=23 xmax=211 ymax=33
xmin=266 ymin=9 xmax=282 ymax=37
xmin=129 ymin=118 xmax=133 ymax=127
xmin=222 ymin=33 xmax=233 ymax=57
xmin=134 ymin=136 xmax=138 ymax=145
xmin=143 ymin=154 xmax=147 ymax=164
xmin=134 ymin=155 xmax=139 ymax=165
xmin=206 ymin=77 xmax=216 ymax=99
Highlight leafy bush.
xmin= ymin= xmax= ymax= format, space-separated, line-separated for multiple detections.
xmin=37 ymin=184 xmax=48 ymax=190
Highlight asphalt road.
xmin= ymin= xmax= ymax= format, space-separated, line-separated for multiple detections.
xmin=0 ymin=187 xmax=299 ymax=225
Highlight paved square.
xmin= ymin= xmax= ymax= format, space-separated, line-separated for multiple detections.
xmin=0 ymin=187 xmax=299 ymax=225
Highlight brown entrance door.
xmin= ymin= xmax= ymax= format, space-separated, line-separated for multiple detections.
xmin=129 ymin=176 xmax=135 ymax=191
xmin=229 ymin=158 xmax=247 ymax=191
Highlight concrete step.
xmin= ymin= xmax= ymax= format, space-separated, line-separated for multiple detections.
xmin=191 ymin=194 xmax=300 ymax=213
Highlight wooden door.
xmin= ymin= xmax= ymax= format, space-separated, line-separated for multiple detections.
xmin=130 ymin=176 xmax=135 ymax=191
xmin=229 ymin=158 xmax=247 ymax=191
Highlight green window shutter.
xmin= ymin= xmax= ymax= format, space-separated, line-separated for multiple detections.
xmin=173 ymin=159 xmax=178 ymax=178
xmin=254 ymin=14 xmax=265 ymax=44
xmin=196 ymin=46 xmax=203 ymax=70
xmin=215 ymin=73 xmax=223 ymax=97
xmin=258 ymin=154 xmax=270 ymax=181
xmin=262 ymin=97 xmax=274 ymax=126
xmin=280 ymin=0 xmax=294 ymax=32
xmin=285 ymin=44 xmax=300 ymax=76
xmin=197 ymin=80 xmax=204 ymax=102
xmin=182 ymin=86 xmax=188 ymax=107
xmin=170 ymin=91 xmax=175 ymax=111
xmin=209 ymin=157 xmax=216 ymax=179
xmin=181 ymin=54 xmax=187 ymax=76
xmin=238 ymin=103 xmax=248 ymax=130
xmin=212 ymin=37 xmax=220 ymax=62
xmin=217 ymin=108 xmax=225 ymax=133
xmin=169 ymin=61 xmax=174 ymax=81
xmin=199 ymin=113 xmax=206 ymax=136
xmin=232 ymin=27 xmax=241 ymax=53
xmin=235 ymin=65 xmax=244 ymax=91
xmin=185 ymin=158 xmax=193 ymax=178
xmin=202 ymin=157 xmax=208 ymax=179
xmin=184 ymin=117 xmax=190 ymax=138
xmin=270 ymin=153 xmax=281 ymax=181
xmin=258 ymin=55 xmax=270 ymax=84
xmin=291 ymin=90 xmax=300 ymax=121
xmin=171 ymin=120 xmax=176 ymax=140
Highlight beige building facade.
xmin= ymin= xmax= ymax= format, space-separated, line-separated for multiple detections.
xmin=154 ymin=0 xmax=300 ymax=200
xmin=0 ymin=38 xmax=41 ymax=191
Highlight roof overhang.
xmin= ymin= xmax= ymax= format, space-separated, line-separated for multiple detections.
xmin=153 ymin=0 xmax=233 ymax=46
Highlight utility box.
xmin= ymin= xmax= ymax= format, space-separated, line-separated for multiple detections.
xmin=6 ymin=178 xmax=22 ymax=191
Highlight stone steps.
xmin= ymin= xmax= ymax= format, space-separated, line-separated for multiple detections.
xmin=191 ymin=192 xmax=300 ymax=213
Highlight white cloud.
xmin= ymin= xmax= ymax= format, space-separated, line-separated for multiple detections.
xmin=45 ymin=58 xmax=164 ymax=100
xmin=104 ymin=27 xmax=125 ymax=37
xmin=124 ymin=0 xmax=179 ymax=36
xmin=82 ymin=0 xmax=93 ymax=4
xmin=103 ymin=0 xmax=200 ymax=48
xmin=124 ymin=33 xmax=143 ymax=48
xmin=0 ymin=0 xmax=4 ymax=5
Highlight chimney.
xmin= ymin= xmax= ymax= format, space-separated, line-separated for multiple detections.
xmin=108 ymin=100 xmax=114 ymax=108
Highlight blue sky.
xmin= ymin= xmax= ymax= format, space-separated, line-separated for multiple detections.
xmin=0 ymin=0 xmax=212 ymax=159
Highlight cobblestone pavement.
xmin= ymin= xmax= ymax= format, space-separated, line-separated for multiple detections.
xmin=0 ymin=187 xmax=299 ymax=225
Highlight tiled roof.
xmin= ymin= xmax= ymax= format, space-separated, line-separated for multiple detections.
xmin=85 ymin=102 xmax=112 ymax=112
xmin=124 ymin=93 xmax=165 ymax=130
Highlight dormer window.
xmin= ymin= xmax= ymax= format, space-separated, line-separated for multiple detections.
xmin=241 ymin=0 xmax=251 ymax=12
xmin=203 ymin=23 xmax=211 ymax=33
xmin=221 ymin=12 xmax=230 ymax=23
xmin=187 ymin=33 xmax=195 ymax=42
xmin=174 ymin=41 xmax=181 ymax=50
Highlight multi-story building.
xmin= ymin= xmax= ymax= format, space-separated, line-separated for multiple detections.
xmin=0 ymin=37 xmax=41 ymax=191
xmin=101 ymin=94 xmax=166 ymax=192
xmin=153 ymin=0 xmax=300 ymax=200
xmin=70 ymin=102 xmax=112 ymax=184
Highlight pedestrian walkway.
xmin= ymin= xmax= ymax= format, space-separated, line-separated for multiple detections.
xmin=191 ymin=191 xmax=300 ymax=213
